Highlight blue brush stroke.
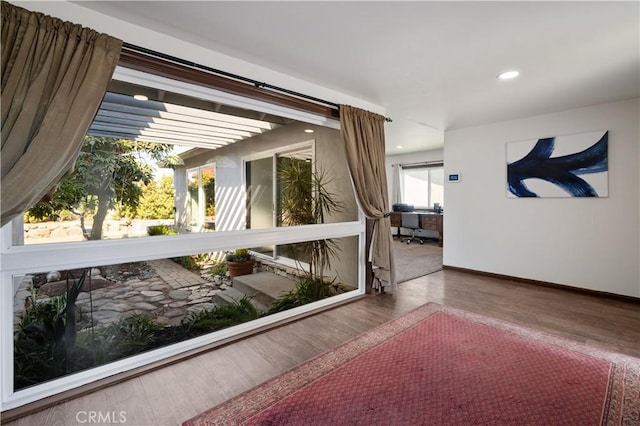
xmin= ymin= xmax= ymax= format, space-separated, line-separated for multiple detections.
xmin=507 ymin=131 xmax=608 ymax=197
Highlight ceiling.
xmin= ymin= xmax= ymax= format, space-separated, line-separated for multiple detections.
xmin=74 ymin=1 xmax=639 ymax=155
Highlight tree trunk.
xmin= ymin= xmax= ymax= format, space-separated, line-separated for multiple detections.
xmin=73 ymin=209 xmax=91 ymax=240
xmin=90 ymin=193 xmax=110 ymax=240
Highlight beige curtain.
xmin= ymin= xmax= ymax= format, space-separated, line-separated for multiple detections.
xmin=1 ymin=2 xmax=122 ymax=227
xmin=392 ymin=164 xmax=403 ymax=205
xmin=340 ymin=104 xmax=395 ymax=291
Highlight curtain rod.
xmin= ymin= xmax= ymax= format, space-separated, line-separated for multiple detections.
xmin=399 ymin=160 xmax=444 ymax=168
xmin=121 ymin=42 xmax=392 ymax=123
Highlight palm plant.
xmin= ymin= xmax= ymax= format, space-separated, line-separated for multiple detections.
xmin=277 ymin=157 xmax=343 ymax=300
xmin=14 ymin=271 xmax=89 ymax=389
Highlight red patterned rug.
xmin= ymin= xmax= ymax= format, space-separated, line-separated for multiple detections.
xmin=183 ymin=303 xmax=640 ymax=426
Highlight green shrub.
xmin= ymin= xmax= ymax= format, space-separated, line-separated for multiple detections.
xmin=225 ymin=248 xmax=253 ymax=262
xmin=171 ymin=255 xmax=199 ymax=271
xmin=105 ymin=314 xmax=162 ymax=356
xmin=182 ymin=297 xmax=260 ymax=332
xmin=209 ymin=262 xmax=228 ymax=276
xmin=24 ymin=209 xmax=76 ymax=223
xmin=268 ymin=275 xmax=338 ymax=314
xmin=170 ymin=252 xmax=217 ymax=272
xmin=147 ymin=224 xmax=177 ymax=236
xmin=14 ymin=273 xmax=91 ymax=390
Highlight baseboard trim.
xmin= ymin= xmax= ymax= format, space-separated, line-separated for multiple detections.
xmin=442 ymin=265 xmax=640 ymax=304
xmin=2 ymin=294 xmax=365 ymax=423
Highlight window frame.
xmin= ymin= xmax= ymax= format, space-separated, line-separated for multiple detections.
xmin=0 ymin=67 xmax=364 ymax=411
xmin=401 ymin=162 xmax=444 ymax=209
xmin=186 ymin=164 xmax=217 ymax=232
xmin=243 ymin=141 xmax=316 ymax=267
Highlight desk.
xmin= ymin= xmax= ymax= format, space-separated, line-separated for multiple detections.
xmin=390 ymin=212 xmax=443 ymax=247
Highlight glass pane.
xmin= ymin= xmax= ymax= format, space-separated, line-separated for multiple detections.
xmin=246 ymin=157 xmax=274 ymax=230
xmin=13 ymin=236 xmax=357 ymax=390
xmin=202 ymin=165 xmax=216 ymax=230
xmin=275 ymin=147 xmax=314 ymax=263
xmin=16 ymin=81 xmax=357 ymax=246
xmin=403 ymin=169 xmax=429 ymax=207
xmin=277 ymin=149 xmax=313 ymax=227
xmin=187 ymin=168 xmax=200 ymax=229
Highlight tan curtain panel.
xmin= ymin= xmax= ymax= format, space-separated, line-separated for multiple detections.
xmin=1 ymin=2 xmax=122 ymax=227
xmin=340 ymin=104 xmax=396 ymax=291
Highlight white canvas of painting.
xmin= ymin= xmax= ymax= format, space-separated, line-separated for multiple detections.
xmin=506 ymin=130 xmax=608 ymax=198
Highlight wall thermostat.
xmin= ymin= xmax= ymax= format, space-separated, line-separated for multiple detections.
xmin=448 ymin=173 xmax=461 ymax=182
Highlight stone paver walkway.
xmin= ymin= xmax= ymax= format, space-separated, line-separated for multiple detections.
xmin=15 ymin=259 xmax=232 ymax=329
xmin=147 ymin=258 xmax=209 ymax=289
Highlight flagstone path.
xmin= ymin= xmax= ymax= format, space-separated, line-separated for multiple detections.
xmin=14 ymin=259 xmax=232 ymax=329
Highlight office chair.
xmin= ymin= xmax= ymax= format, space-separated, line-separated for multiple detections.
xmin=401 ymin=213 xmax=424 ymax=245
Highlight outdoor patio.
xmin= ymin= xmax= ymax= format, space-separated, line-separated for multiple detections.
xmin=13 ymin=259 xmax=298 ymax=330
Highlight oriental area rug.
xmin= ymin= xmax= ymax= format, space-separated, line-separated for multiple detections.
xmin=183 ymin=303 xmax=640 ymax=426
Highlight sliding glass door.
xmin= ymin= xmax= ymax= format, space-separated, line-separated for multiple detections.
xmin=245 ymin=156 xmax=275 ymax=256
xmin=246 ymin=144 xmax=313 ymax=261
xmin=187 ymin=165 xmax=216 ymax=231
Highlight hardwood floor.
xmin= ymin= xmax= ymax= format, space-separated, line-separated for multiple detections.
xmin=5 ymin=269 xmax=640 ymax=426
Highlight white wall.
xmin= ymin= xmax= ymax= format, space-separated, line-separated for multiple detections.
xmin=444 ymin=98 xmax=639 ymax=297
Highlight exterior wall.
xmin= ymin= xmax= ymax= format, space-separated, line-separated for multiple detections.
xmin=443 ymin=98 xmax=640 ymax=297
xmin=183 ymin=122 xmax=359 ymax=286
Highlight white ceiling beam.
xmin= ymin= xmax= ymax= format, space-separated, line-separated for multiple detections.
xmin=88 ymin=124 xmax=237 ymax=145
xmin=94 ymin=111 xmax=256 ymax=138
xmin=86 ymin=130 xmax=228 ymax=150
xmin=91 ymin=116 xmax=246 ymax=140
xmin=103 ymin=92 xmax=275 ymax=130
xmin=99 ymin=102 xmax=268 ymax=134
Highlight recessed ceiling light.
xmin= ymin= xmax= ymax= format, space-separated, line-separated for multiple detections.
xmin=396 ymin=145 xmax=403 ymax=149
xmin=304 ymin=129 xmax=314 ymax=133
xmin=497 ymin=70 xmax=520 ymax=80
xmin=133 ymin=94 xmax=148 ymax=101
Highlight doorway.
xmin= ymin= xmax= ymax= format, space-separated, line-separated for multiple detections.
xmin=245 ymin=143 xmax=314 ymax=263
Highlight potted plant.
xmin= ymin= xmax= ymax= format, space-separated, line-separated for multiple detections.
xmin=225 ymin=249 xmax=255 ymax=278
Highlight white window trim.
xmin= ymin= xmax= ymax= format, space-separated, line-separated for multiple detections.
xmin=2 ymin=223 xmax=364 ymax=410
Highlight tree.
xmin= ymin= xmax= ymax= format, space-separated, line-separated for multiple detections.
xmin=136 ymin=175 xmax=175 ymax=219
xmin=28 ymin=136 xmax=172 ymax=240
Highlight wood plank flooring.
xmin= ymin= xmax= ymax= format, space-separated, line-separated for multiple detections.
xmin=4 ymin=269 xmax=640 ymax=426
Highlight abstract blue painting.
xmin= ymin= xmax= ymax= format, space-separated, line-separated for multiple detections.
xmin=507 ymin=130 xmax=608 ymax=198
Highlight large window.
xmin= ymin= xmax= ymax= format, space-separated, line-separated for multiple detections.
xmin=1 ymin=66 xmax=363 ymax=411
xmin=402 ymin=165 xmax=444 ymax=208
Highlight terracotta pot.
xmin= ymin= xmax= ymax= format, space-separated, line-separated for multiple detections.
xmin=226 ymin=260 xmax=255 ymax=278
